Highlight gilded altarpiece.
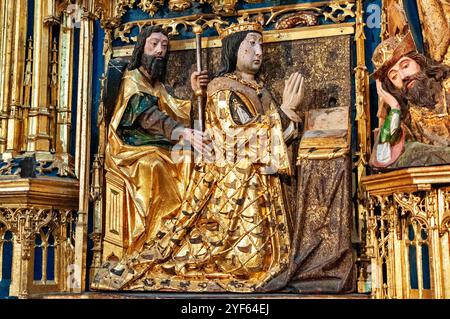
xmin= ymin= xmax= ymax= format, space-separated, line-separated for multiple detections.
xmin=0 ymin=0 xmax=369 ymax=298
xmin=0 ymin=0 xmax=82 ymax=298
xmin=359 ymin=0 xmax=450 ymax=300
xmin=1 ymin=0 xmax=448 ymax=299
xmin=90 ymin=0 xmax=361 ymax=294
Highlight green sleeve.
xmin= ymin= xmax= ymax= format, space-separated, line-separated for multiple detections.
xmin=379 ymin=108 xmax=401 ymax=144
xmin=117 ymin=93 xmax=176 ymax=148
xmin=119 ymin=94 xmax=157 ymax=128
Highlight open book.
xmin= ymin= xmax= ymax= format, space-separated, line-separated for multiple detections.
xmin=298 ymin=106 xmax=350 ymax=160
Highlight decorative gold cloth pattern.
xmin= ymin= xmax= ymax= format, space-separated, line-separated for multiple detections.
xmin=288 ymin=157 xmax=355 ymax=293
xmin=93 ymin=76 xmax=293 ymax=292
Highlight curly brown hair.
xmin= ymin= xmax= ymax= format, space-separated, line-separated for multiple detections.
xmin=382 ymin=52 xmax=450 ymax=116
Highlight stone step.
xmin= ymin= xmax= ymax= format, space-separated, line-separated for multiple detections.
xmin=31 ymin=292 xmax=371 ymax=299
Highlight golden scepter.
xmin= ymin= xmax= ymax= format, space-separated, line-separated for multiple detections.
xmin=163 ymin=18 xmax=227 ymax=162
xmin=163 ymin=17 xmax=228 ymax=131
xmin=190 ymin=18 xmax=228 ymax=131
xmin=193 ymin=24 xmax=205 ymax=132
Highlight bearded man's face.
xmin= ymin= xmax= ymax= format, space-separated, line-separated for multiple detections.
xmin=387 ymin=56 xmax=441 ymax=107
xmin=141 ymin=32 xmax=169 ymax=82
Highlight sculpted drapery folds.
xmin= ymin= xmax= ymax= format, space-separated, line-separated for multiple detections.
xmin=93 ymin=22 xmax=306 ymax=292
xmin=105 ymin=26 xmax=208 ymax=255
xmin=416 ymin=0 xmax=450 ymax=64
xmin=369 ymin=32 xmax=450 ymax=169
xmin=106 ymin=69 xmax=191 ymax=254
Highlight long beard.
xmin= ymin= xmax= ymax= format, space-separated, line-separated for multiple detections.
xmin=401 ymin=71 xmax=442 ymax=108
xmin=141 ymin=54 xmax=167 ymax=83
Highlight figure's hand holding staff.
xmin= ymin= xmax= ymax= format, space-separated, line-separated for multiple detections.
xmin=186 ymin=18 xmax=228 ymax=161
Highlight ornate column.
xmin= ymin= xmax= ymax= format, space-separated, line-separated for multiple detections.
xmin=9 ymin=209 xmax=33 ymax=298
xmin=0 ymin=0 xmax=81 ymax=298
xmin=0 ymin=0 xmax=14 ymax=155
xmin=89 ymin=0 xmax=122 ymax=281
xmin=4 ymin=0 xmax=28 ymax=160
xmin=73 ymin=0 xmax=95 ymax=293
xmin=354 ymin=0 xmax=372 ymax=294
xmin=27 ymin=0 xmax=53 ymax=159
xmin=56 ymin=11 xmax=75 ymax=165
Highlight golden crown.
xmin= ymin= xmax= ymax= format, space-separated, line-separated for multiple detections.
xmin=216 ymin=14 xmax=264 ymax=40
xmin=371 ymin=31 xmax=417 ymax=79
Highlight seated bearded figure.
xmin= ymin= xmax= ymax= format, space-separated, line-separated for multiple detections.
xmin=103 ymin=26 xmax=208 ymax=257
xmin=93 ymin=20 xmax=305 ymax=292
xmin=370 ymin=32 xmax=450 ymax=169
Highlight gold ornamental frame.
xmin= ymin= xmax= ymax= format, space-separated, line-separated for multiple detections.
xmin=0 ymin=0 xmax=372 ymax=298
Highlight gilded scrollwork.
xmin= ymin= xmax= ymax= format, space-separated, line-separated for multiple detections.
xmin=0 ymin=207 xmax=76 ymax=252
xmin=138 ymin=0 xmax=164 ymax=17
xmin=210 ymin=0 xmax=238 ymax=15
xmin=393 ymin=192 xmax=430 ymax=224
xmin=95 ymin=0 xmax=135 ymax=29
xmin=117 ymin=0 xmax=138 ymax=18
xmin=442 ymin=218 xmax=450 ymax=235
xmin=114 ymin=15 xmax=227 ymax=43
xmin=323 ymin=1 xmax=355 ymax=24
xmin=265 ymin=1 xmax=355 ymax=26
xmin=110 ymin=1 xmax=357 ymax=44
xmin=193 ymin=0 xmax=262 ymax=15
xmin=36 ymin=159 xmax=76 ymax=178
xmin=389 ymin=191 xmax=435 ymax=243
xmin=0 ymin=210 xmax=13 ymax=231
xmin=0 ymin=158 xmax=75 ymax=178
xmin=0 ymin=159 xmax=21 ymax=176
xmin=168 ymin=0 xmax=193 ymax=12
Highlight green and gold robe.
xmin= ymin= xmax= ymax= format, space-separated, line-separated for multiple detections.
xmin=105 ymin=68 xmax=192 ymax=255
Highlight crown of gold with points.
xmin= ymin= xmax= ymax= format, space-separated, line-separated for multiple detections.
xmin=371 ymin=31 xmax=417 ymax=79
xmin=217 ymin=14 xmax=264 ymax=40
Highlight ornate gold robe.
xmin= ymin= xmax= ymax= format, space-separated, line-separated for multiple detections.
xmin=93 ymin=75 xmax=294 ymax=292
xmin=105 ymin=69 xmax=191 ymax=254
